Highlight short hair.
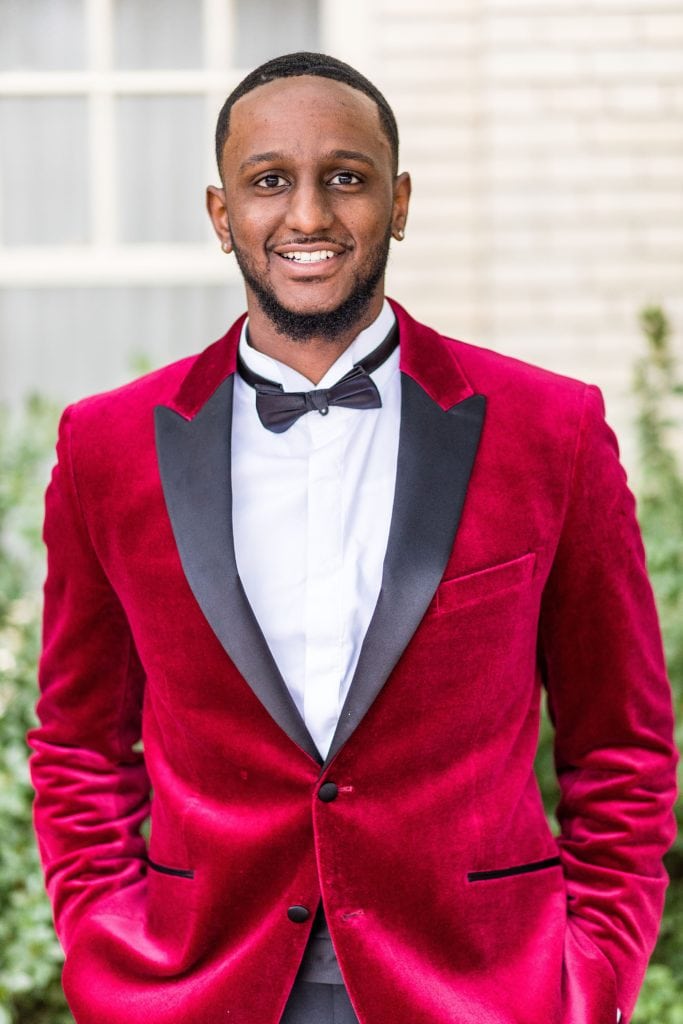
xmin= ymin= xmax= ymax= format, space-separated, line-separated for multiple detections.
xmin=215 ymin=51 xmax=399 ymax=176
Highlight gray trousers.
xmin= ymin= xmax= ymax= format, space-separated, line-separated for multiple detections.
xmin=280 ymin=979 xmax=360 ymax=1024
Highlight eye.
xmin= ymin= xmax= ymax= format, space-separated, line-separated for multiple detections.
xmin=255 ymin=174 xmax=288 ymax=189
xmin=329 ymin=171 xmax=362 ymax=186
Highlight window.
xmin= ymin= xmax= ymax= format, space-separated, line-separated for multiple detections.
xmin=0 ymin=0 xmax=367 ymax=402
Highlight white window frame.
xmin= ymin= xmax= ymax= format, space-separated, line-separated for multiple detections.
xmin=0 ymin=0 xmax=370 ymax=287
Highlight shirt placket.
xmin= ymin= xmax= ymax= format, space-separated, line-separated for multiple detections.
xmin=303 ymin=412 xmax=346 ymax=756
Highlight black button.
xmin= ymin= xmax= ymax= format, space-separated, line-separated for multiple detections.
xmin=318 ymin=782 xmax=339 ymax=802
xmin=287 ymin=905 xmax=310 ymax=923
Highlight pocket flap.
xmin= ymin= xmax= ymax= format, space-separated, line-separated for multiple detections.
xmin=436 ymin=552 xmax=536 ymax=613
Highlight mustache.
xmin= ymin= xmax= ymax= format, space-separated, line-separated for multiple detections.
xmin=268 ymin=236 xmax=353 ymax=250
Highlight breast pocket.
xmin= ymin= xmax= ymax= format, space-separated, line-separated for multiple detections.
xmin=435 ymin=552 xmax=536 ymax=614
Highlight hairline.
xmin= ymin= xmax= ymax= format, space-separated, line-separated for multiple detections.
xmin=215 ymin=58 xmax=400 ymax=180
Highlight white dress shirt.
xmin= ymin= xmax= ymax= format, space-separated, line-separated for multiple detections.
xmin=231 ymin=301 xmax=400 ymax=758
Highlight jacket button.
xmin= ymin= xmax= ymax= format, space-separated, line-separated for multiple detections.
xmin=287 ymin=905 xmax=310 ymax=923
xmin=318 ymin=782 xmax=339 ymax=802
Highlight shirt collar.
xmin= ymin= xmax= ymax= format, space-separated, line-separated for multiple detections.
xmin=237 ymin=300 xmax=397 ymax=393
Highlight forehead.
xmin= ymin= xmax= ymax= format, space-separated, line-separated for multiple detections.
xmin=223 ymin=75 xmax=391 ymax=169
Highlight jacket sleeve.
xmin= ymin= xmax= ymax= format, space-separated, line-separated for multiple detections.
xmin=538 ymin=384 xmax=678 ymax=1021
xmin=28 ymin=405 xmax=151 ymax=951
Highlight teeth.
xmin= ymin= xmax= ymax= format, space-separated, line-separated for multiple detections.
xmin=281 ymin=250 xmax=336 ymax=263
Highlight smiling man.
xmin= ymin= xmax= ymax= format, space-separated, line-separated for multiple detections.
xmin=30 ymin=52 xmax=676 ymax=1024
xmin=207 ymin=67 xmax=410 ymax=381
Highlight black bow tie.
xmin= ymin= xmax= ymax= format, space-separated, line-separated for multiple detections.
xmin=237 ymin=324 xmax=398 ymax=434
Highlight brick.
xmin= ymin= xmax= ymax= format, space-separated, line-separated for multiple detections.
xmin=398 ymin=123 xmax=475 ymax=153
xmin=391 ymin=90 xmax=477 ymax=119
xmin=663 ymin=84 xmax=683 ymax=111
xmin=593 ymin=48 xmax=683 ymax=77
xmin=391 ymin=235 xmax=479 ymax=263
xmin=404 ymin=195 xmax=478 ymax=223
xmin=486 ymin=0 xmax=592 ymax=10
xmin=486 ymin=14 xmax=640 ymax=47
xmin=480 ymin=84 xmax=551 ymax=115
xmin=381 ymin=18 xmax=478 ymax=53
xmin=483 ymin=48 xmax=586 ymax=78
xmin=591 ymin=260 xmax=683 ymax=288
xmin=605 ymin=83 xmax=665 ymax=112
xmin=487 ymin=226 xmax=638 ymax=252
xmin=545 ymin=152 xmax=643 ymax=180
xmin=587 ymin=117 xmax=683 ymax=149
xmin=642 ymin=13 xmax=683 ymax=43
xmin=545 ymin=84 xmax=610 ymax=113
xmin=387 ymin=268 xmax=478 ymax=296
xmin=594 ymin=0 xmax=682 ymax=9
xmin=378 ymin=56 xmax=476 ymax=85
xmin=379 ymin=0 xmax=473 ymax=14
xmin=402 ymin=160 xmax=475 ymax=190
xmin=635 ymin=155 xmax=683 ymax=179
xmin=486 ymin=119 xmax=583 ymax=149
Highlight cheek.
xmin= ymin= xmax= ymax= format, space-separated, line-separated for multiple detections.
xmin=340 ymin=209 xmax=392 ymax=252
xmin=226 ymin=199 xmax=278 ymax=245
xmin=333 ymin=189 xmax=392 ymax=230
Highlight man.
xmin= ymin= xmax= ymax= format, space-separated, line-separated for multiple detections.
xmin=30 ymin=52 xmax=676 ymax=1024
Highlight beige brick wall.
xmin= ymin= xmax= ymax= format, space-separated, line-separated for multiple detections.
xmin=370 ymin=1 xmax=683 ymax=469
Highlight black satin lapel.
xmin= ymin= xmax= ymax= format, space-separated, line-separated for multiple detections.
xmin=154 ymin=378 xmax=321 ymax=763
xmin=326 ymin=377 xmax=486 ymax=764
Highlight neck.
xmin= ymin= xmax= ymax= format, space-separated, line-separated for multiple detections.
xmin=245 ymin=294 xmax=384 ymax=385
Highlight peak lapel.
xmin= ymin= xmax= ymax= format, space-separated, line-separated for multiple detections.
xmin=155 ymin=342 xmax=321 ymax=764
xmin=326 ymin=306 xmax=486 ymax=763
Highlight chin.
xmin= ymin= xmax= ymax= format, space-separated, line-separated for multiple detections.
xmin=234 ymin=236 xmax=389 ymax=342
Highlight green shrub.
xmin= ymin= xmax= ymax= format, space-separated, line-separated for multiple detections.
xmin=535 ymin=306 xmax=683 ymax=1019
xmin=629 ymin=307 xmax=683 ymax=1018
xmin=0 ymin=398 xmax=72 ymax=1023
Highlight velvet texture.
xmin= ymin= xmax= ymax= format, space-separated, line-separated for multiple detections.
xmin=29 ymin=301 xmax=677 ymax=1024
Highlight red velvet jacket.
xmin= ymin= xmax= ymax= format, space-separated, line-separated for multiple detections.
xmin=30 ymin=301 xmax=677 ymax=1024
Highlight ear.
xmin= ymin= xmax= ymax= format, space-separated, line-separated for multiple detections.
xmin=391 ymin=171 xmax=411 ymax=240
xmin=206 ymin=185 xmax=232 ymax=252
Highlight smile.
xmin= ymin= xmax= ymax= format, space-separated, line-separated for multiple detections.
xmin=279 ymin=250 xmax=337 ymax=263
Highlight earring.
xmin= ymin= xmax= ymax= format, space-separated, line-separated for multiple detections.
xmin=394 ymin=228 xmax=405 ymax=241
xmin=221 ymin=241 xmax=231 ymax=253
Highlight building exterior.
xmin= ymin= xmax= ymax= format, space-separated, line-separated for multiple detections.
xmin=1 ymin=0 xmax=682 ymax=468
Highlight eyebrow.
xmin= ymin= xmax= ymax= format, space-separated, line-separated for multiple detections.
xmin=327 ymin=150 xmax=376 ymax=168
xmin=239 ymin=152 xmax=283 ymax=171
xmin=239 ymin=149 xmax=377 ymax=172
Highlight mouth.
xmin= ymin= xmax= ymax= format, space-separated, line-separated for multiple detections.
xmin=278 ymin=249 xmax=338 ymax=264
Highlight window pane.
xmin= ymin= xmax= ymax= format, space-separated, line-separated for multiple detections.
xmin=0 ymin=97 xmax=89 ymax=245
xmin=117 ymin=96 xmax=207 ymax=243
xmin=0 ymin=285 xmax=246 ymax=405
xmin=114 ymin=0 xmax=202 ymax=69
xmin=0 ymin=0 xmax=85 ymax=70
xmin=234 ymin=0 xmax=319 ymax=68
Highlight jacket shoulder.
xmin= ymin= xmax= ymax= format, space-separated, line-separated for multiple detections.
xmin=446 ymin=334 xmax=591 ymax=409
xmin=55 ymin=348 xmax=214 ymax=485
xmin=65 ymin=352 xmax=199 ymax=424
xmin=391 ymin=300 xmax=593 ymax=422
xmin=449 ymin=337 xmax=606 ymax=470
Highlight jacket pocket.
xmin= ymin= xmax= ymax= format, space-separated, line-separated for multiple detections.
xmin=467 ymin=855 xmax=561 ymax=882
xmin=147 ymin=857 xmax=195 ymax=880
xmin=435 ymin=551 xmax=536 ymax=614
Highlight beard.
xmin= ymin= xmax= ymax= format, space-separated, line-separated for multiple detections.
xmin=231 ymin=225 xmax=392 ymax=342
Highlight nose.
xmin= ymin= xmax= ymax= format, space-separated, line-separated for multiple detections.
xmin=284 ymin=180 xmax=334 ymax=236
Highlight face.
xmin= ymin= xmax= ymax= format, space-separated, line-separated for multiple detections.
xmin=207 ymin=75 xmax=410 ymax=341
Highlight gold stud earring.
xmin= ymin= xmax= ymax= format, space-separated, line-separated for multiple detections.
xmin=221 ymin=241 xmax=231 ymax=253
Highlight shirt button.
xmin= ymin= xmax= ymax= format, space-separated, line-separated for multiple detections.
xmin=318 ymin=782 xmax=339 ymax=802
xmin=287 ymin=905 xmax=310 ymax=923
